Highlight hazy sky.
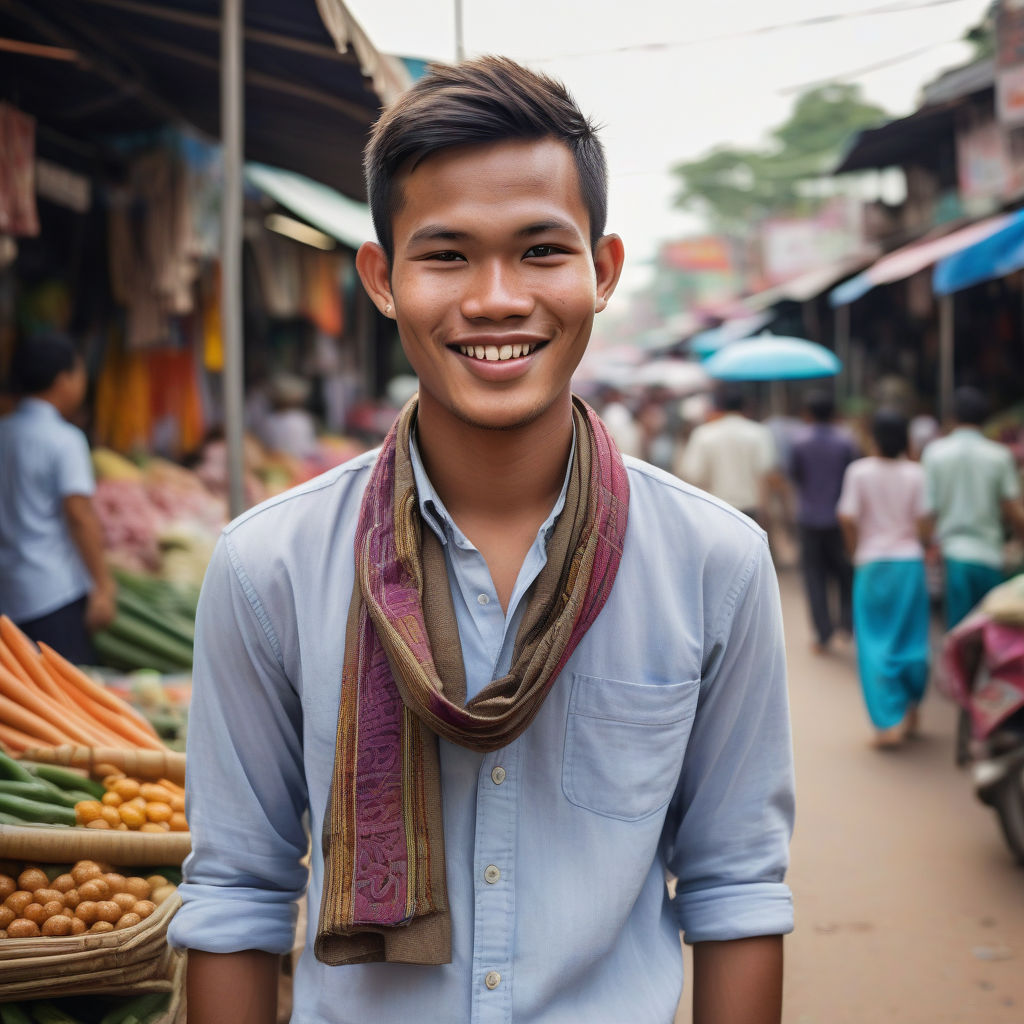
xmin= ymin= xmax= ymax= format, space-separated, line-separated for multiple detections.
xmin=346 ymin=0 xmax=991 ymax=294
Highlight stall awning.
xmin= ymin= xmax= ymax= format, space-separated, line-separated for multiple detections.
xmin=744 ymin=252 xmax=879 ymax=310
xmin=933 ymin=208 xmax=1024 ymax=295
xmin=246 ymin=162 xmax=374 ymax=250
xmin=0 ymin=0 xmax=410 ymax=201
xmin=834 ymin=106 xmax=955 ymax=175
xmin=829 ymin=215 xmax=1014 ymax=307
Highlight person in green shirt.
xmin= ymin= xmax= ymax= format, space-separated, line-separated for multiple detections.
xmin=922 ymin=387 xmax=1024 ymax=628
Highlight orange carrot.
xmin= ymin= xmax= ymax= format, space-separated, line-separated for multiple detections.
xmin=40 ymin=675 xmax=127 ymax=746
xmin=0 ymin=663 xmax=112 ymax=748
xmin=0 ymin=721 xmax=37 ymax=754
xmin=0 ymin=617 xmax=76 ymax=710
xmin=38 ymin=644 xmax=161 ymax=738
xmin=158 ymin=777 xmax=185 ymax=795
xmin=0 ymin=692 xmax=71 ymax=746
xmin=0 ymin=641 xmax=33 ymax=689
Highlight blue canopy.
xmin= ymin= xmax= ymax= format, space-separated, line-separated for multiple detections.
xmin=933 ymin=208 xmax=1024 ymax=296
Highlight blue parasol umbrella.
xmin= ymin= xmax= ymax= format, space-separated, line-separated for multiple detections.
xmin=688 ymin=312 xmax=773 ymax=358
xmin=702 ymin=334 xmax=842 ymax=381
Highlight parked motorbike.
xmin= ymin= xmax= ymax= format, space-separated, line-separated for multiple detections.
xmin=940 ymin=581 xmax=1024 ymax=866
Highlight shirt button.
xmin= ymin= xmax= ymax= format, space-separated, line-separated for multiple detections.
xmin=477 ymin=593 xmax=490 ymax=605
xmin=485 ymin=970 xmax=502 ymax=990
xmin=490 ymin=766 xmax=506 ymax=785
xmin=484 ymin=864 xmax=501 ymax=884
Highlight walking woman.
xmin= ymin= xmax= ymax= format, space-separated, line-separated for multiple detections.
xmin=837 ymin=409 xmax=933 ymax=747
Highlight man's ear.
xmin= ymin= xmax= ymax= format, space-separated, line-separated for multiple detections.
xmin=356 ymin=241 xmax=394 ymax=317
xmin=593 ymin=234 xmax=625 ymax=314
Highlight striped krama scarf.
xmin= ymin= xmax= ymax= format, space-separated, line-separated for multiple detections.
xmin=315 ymin=396 xmax=629 ymax=966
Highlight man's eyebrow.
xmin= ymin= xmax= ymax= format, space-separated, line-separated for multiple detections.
xmin=407 ymin=224 xmax=468 ymax=246
xmin=405 ymin=219 xmax=579 ymax=247
xmin=517 ymin=219 xmax=577 ymax=237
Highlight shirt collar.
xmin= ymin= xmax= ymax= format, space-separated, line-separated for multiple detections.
xmin=18 ymin=397 xmax=61 ymax=420
xmin=408 ymin=420 xmax=577 ymax=550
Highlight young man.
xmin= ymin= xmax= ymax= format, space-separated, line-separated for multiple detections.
xmin=171 ymin=58 xmax=794 ymax=1024
xmin=788 ymin=390 xmax=857 ymax=654
xmin=923 ymin=386 xmax=1024 ymax=628
xmin=680 ymin=385 xmax=778 ymax=524
xmin=0 ymin=333 xmax=115 ymax=662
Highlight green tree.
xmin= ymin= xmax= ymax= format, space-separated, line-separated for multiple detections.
xmin=671 ymin=83 xmax=888 ymax=233
xmin=963 ymin=2 xmax=996 ymax=60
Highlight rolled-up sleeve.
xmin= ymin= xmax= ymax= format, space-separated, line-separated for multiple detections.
xmin=663 ymin=537 xmax=795 ymax=943
xmin=167 ymin=533 xmax=309 ymax=955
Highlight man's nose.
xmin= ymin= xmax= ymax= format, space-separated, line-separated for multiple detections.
xmin=460 ymin=260 xmax=534 ymax=320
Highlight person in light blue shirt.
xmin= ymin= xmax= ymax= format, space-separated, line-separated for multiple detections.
xmin=0 ymin=334 xmax=115 ymax=662
xmin=922 ymin=387 xmax=1024 ymax=628
xmin=172 ymin=57 xmax=794 ymax=1024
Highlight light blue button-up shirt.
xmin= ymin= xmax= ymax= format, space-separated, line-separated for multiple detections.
xmin=0 ymin=398 xmax=95 ymax=622
xmin=169 ymin=443 xmax=795 ymax=1024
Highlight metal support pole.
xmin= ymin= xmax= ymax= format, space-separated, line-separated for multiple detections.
xmin=221 ymin=0 xmax=246 ymax=519
xmin=939 ymin=292 xmax=955 ymax=426
xmin=454 ymin=0 xmax=465 ymax=60
xmin=834 ymin=302 xmax=850 ymax=407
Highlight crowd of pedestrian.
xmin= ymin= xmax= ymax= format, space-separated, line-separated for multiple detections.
xmin=596 ymin=380 xmax=1024 ymax=750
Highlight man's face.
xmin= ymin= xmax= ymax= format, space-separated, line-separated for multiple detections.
xmin=378 ymin=138 xmax=622 ymax=433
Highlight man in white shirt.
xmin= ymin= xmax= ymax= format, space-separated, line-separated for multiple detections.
xmin=681 ymin=386 xmax=778 ymax=521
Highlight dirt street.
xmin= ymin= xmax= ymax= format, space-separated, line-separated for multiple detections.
xmin=677 ymin=570 xmax=1024 ymax=1024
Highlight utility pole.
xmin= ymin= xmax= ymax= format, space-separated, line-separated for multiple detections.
xmin=454 ymin=0 xmax=465 ymax=61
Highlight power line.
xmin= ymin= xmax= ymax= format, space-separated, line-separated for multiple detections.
xmin=529 ymin=0 xmax=978 ymax=62
xmin=776 ymin=40 xmax=955 ymax=93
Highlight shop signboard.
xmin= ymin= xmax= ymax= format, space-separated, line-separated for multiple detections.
xmin=996 ymin=0 xmax=1024 ymax=127
xmin=956 ymin=116 xmax=1011 ymax=211
xmin=660 ymin=236 xmax=733 ymax=273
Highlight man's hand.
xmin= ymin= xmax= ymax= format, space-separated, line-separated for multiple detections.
xmin=85 ymin=583 xmax=117 ymax=632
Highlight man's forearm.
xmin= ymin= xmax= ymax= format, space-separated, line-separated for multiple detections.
xmin=692 ymin=935 xmax=784 ymax=1024
xmin=187 ymin=949 xmax=281 ymax=1024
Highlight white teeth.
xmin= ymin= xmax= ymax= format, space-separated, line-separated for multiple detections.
xmin=457 ymin=343 xmax=537 ymax=360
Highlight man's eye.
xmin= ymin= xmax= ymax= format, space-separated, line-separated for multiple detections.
xmin=428 ymin=251 xmax=465 ymax=262
xmin=525 ymin=244 xmax=563 ymax=258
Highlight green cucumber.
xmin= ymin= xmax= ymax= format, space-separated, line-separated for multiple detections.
xmin=91 ymin=631 xmax=185 ymax=674
xmin=0 ymin=780 xmax=79 ymax=809
xmin=0 ymin=792 xmax=75 ymax=826
xmin=0 ymin=750 xmax=37 ymax=785
xmin=0 ymin=810 xmax=30 ymax=825
xmin=98 ymin=992 xmax=167 ymax=1024
xmin=0 ymin=1004 xmax=33 ymax=1024
xmin=29 ymin=1002 xmax=83 ymax=1024
xmin=23 ymin=763 xmax=104 ymax=800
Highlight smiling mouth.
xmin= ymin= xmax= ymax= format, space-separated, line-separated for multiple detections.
xmin=455 ymin=342 xmax=544 ymax=362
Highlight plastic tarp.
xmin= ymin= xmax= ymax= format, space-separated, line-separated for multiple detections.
xmin=933 ymin=208 xmax=1024 ymax=296
xmin=245 ymin=163 xmax=374 ymax=250
xmin=829 ymin=214 xmax=1013 ymax=307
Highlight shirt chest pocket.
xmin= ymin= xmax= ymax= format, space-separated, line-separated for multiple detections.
xmin=562 ymin=673 xmax=700 ymax=821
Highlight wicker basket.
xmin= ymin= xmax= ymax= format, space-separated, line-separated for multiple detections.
xmin=0 ymin=823 xmax=190 ymax=866
xmin=20 ymin=745 xmax=186 ymax=786
xmin=0 ymin=821 xmax=187 ymax=1004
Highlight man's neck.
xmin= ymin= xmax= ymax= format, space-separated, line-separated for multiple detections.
xmin=416 ymin=397 xmax=573 ymax=526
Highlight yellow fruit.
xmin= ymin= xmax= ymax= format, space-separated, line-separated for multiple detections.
xmin=145 ymin=802 xmax=172 ymax=824
xmin=74 ymin=800 xmax=104 ymax=825
xmin=139 ymin=823 xmax=166 ymax=833
xmin=111 ymin=778 xmax=141 ymax=801
xmin=85 ymin=819 xmax=111 ymax=830
xmin=168 ymin=812 xmax=188 ymax=832
xmin=118 ymin=805 xmax=146 ymax=829
xmin=139 ymin=784 xmax=173 ymax=803
xmin=101 ymin=791 xmax=123 ymax=807
xmin=16 ymin=869 xmax=47 ymax=892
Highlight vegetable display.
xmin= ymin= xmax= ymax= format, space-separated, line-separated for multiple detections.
xmin=74 ymin=769 xmax=187 ymax=834
xmin=0 ymin=618 xmax=165 ymax=757
xmin=0 ymin=991 xmax=171 ymax=1024
xmin=0 ymin=859 xmax=176 ymax=940
xmin=91 ymin=572 xmax=197 ymax=675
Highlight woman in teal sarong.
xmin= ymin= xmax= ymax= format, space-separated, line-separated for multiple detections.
xmin=837 ymin=410 xmax=933 ymax=747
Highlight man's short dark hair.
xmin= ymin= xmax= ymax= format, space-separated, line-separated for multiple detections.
xmin=716 ymin=385 xmax=745 ymax=413
xmin=953 ymin=386 xmax=988 ymax=426
xmin=804 ymin=389 xmax=834 ymax=423
xmin=872 ymin=408 xmax=908 ymax=459
xmin=9 ymin=333 xmax=79 ymax=396
xmin=364 ymin=56 xmax=608 ymax=263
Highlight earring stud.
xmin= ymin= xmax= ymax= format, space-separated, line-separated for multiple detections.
xmin=384 ymin=303 xmax=392 ymax=315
